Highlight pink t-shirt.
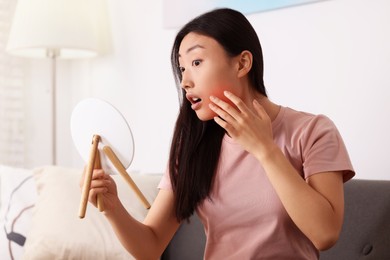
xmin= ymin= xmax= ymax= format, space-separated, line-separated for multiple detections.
xmin=158 ymin=106 xmax=355 ymax=259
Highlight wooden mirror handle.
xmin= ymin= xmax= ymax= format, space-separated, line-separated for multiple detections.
xmin=103 ymin=145 xmax=151 ymax=209
xmin=79 ymin=135 xmax=100 ymax=218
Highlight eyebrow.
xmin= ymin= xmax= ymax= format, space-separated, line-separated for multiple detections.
xmin=178 ymin=44 xmax=205 ymax=57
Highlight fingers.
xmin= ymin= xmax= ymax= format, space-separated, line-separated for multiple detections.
xmin=210 ymin=95 xmax=241 ymax=122
xmin=80 ymin=168 xmax=106 ymax=186
xmin=221 ymin=91 xmax=248 ymax=113
xmin=209 ymin=91 xmax=272 ymax=139
xmin=79 ymin=167 xmax=110 ymax=206
xmin=89 ymin=177 xmax=109 ymax=189
xmin=92 ymin=169 xmax=106 ymax=179
xmin=89 ymin=169 xmax=109 ymax=191
xmin=210 ymin=91 xmax=268 ymax=121
xmin=253 ymin=99 xmax=269 ymax=120
xmin=209 ymin=91 xmax=252 ymax=129
xmin=88 ymin=171 xmax=111 ymax=207
xmin=88 ymin=186 xmax=108 ymax=206
xmin=210 ymin=91 xmax=255 ymax=118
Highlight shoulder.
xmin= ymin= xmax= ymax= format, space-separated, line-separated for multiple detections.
xmin=284 ymin=107 xmax=334 ymax=125
xmin=280 ymin=108 xmax=354 ymax=180
xmin=276 ymin=107 xmax=338 ymax=138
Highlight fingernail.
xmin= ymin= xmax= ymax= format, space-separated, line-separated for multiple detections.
xmin=210 ymin=96 xmax=217 ymax=101
xmin=224 ymin=91 xmax=231 ymax=96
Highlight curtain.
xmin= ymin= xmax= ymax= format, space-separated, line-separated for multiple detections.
xmin=0 ymin=0 xmax=26 ymax=166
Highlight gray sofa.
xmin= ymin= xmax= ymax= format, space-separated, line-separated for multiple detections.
xmin=161 ymin=179 xmax=390 ymax=259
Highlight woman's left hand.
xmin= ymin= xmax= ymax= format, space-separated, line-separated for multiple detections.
xmin=209 ymin=91 xmax=274 ymax=159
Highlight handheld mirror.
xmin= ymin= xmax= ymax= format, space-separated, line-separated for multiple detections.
xmin=70 ymin=98 xmax=150 ymax=218
xmin=70 ymin=98 xmax=134 ymax=174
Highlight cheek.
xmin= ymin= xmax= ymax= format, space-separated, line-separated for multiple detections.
xmin=209 ymin=88 xmax=225 ymax=100
xmin=198 ymin=86 xmax=238 ymax=121
xmin=209 ymin=87 xmax=237 ymax=108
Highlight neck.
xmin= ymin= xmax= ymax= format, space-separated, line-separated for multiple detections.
xmin=257 ymin=96 xmax=280 ymax=121
xmin=241 ymin=89 xmax=280 ymax=122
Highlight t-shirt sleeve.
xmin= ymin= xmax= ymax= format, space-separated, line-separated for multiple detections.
xmin=157 ymin=165 xmax=173 ymax=190
xmin=301 ymin=115 xmax=355 ymax=182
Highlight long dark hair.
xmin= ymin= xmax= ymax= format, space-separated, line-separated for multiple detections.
xmin=169 ymin=8 xmax=267 ymax=221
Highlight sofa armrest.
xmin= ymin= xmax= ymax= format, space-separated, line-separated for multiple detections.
xmin=161 ymin=213 xmax=206 ymax=260
xmin=320 ymin=179 xmax=390 ymax=259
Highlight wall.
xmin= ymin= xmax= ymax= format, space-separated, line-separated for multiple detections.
xmin=24 ymin=0 xmax=390 ymax=179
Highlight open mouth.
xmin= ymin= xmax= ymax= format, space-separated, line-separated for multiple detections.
xmin=186 ymin=93 xmax=202 ymax=104
xmin=186 ymin=94 xmax=202 ymax=110
xmin=190 ymin=97 xmax=202 ymax=104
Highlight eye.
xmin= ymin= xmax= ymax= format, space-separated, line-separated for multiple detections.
xmin=192 ymin=60 xmax=202 ymax=67
xmin=179 ymin=66 xmax=185 ymax=73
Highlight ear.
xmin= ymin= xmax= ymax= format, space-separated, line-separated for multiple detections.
xmin=237 ymin=50 xmax=253 ymax=78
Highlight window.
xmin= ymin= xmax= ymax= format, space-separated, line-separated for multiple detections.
xmin=0 ymin=0 xmax=26 ymax=166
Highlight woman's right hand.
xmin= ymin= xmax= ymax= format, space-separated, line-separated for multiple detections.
xmin=80 ymin=168 xmax=121 ymax=213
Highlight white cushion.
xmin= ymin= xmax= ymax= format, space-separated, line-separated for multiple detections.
xmin=0 ymin=165 xmax=36 ymax=260
xmin=22 ymin=166 xmax=161 ymax=260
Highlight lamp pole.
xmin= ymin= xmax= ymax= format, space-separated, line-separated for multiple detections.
xmin=47 ymin=49 xmax=58 ymax=165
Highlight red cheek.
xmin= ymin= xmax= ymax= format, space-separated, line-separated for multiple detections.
xmin=210 ymin=88 xmax=237 ymax=108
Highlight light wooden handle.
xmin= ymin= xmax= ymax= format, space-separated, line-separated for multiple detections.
xmin=103 ymin=146 xmax=151 ymax=209
xmin=79 ymin=135 xmax=100 ymax=218
xmin=94 ymin=151 xmax=105 ymax=212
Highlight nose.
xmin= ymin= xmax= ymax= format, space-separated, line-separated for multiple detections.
xmin=180 ymin=70 xmax=193 ymax=90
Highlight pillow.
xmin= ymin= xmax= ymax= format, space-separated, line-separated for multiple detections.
xmin=22 ymin=166 xmax=162 ymax=260
xmin=0 ymin=165 xmax=37 ymax=260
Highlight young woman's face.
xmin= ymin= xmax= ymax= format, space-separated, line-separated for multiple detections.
xmin=178 ymin=32 xmax=241 ymax=121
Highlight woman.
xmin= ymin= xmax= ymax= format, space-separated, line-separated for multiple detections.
xmin=84 ymin=8 xmax=354 ymax=259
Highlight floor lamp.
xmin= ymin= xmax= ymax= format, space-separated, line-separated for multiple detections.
xmin=6 ymin=0 xmax=110 ymax=165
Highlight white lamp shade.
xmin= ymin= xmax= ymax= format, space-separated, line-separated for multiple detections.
xmin=6 ymin=0 xmax=110 ymax=59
